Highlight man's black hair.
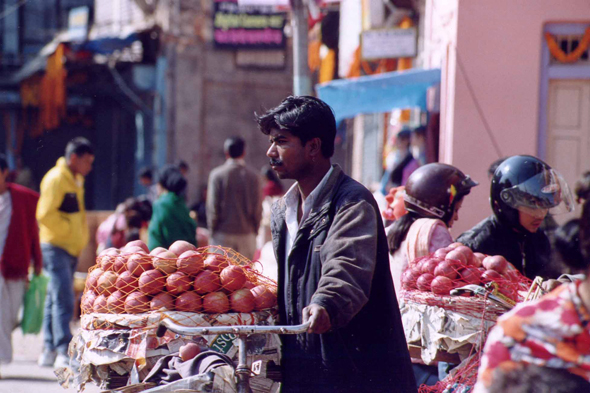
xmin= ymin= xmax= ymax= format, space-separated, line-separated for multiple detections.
xmin=224 ymin=137 xmax=245 ymax=159
xmin=256 ymin=96 xmax=337 ymax=158
xmin=176 ymin=160 xmax=189 ymax=171
xmin=0 ymin=154 xmax=7 ymax=171
xmin=397 ymin=127 xmax=412 ymax=140
xmin=139 ymin=167 xmax=153 ymax=180
xmin=65 ymin=137 xmax=94 ymax=159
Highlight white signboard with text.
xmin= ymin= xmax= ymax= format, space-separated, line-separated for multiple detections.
xmin=361 ymin=28 xmax=417 ymax=60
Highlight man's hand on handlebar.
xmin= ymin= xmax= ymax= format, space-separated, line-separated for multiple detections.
xmin=302 ymin=304 xmax=331 ymax=334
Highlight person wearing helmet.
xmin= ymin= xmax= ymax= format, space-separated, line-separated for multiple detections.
xmin=387 ymin=163 xmax=478 ymax=297
xmin=457 ymin=155 xmax=575 ymax=280
xmin=386 ymin=163 xmax=477 ymax=387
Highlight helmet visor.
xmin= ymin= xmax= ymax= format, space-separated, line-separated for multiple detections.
xmin=499 ymin=168 xmax=575 ymax=215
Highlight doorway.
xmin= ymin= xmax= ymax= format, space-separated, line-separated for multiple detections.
xmin=546 ymin=79 xmax=590 ymax=223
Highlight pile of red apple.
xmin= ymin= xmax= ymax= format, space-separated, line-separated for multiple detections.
xmin=401 ymin=243 xmax=523 ymax=300
xmin=82 ymin=240 xmax=277 ymax=315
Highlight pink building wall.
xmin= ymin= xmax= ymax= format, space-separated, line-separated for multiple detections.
xmin=435 ymin=0 xmax=590 ymax=236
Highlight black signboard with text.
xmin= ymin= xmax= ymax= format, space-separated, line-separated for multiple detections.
xmin=213 ymin=0 xmax=287 ymax=49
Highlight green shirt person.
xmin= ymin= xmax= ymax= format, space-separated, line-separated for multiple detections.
xmin=148 ymin=165 xmax=197 ymax=250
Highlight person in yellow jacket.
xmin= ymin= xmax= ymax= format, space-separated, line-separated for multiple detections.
xmin=36 ymin=137 xmax=94 ymax=369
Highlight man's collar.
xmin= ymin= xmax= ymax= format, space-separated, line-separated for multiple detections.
xmin=283 ymin=165 xmax=342 ymax=213
xmin=227 ymin=158 xmax=246 ymax=165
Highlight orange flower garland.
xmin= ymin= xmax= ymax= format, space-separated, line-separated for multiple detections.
xmin=545 ymin=27 xmax=590 ymax=64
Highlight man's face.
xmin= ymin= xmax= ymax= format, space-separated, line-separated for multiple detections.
xmin=71 ymin=153 xmax=95 ymax=177
xmin=448 ymin=198 xmax=464 ymax=228
xmin=266 ymin=129 xmax=311 ymax=181
xmin=139 ymin=176 xmax=152 ymax=187
xmin=518 ymin=206 xmax=548 ymax=233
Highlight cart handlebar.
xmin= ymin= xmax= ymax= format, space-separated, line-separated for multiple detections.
xmin=156 ymin=319 xmax=311 ymax=338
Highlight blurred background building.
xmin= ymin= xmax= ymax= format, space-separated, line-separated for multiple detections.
xmin=0 ymin=0 xmax=589 ymax=237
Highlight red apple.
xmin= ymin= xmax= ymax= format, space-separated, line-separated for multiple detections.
xmin=151 ymin=292 xmax=175 ymax=311
xmin=445 ymin=250 xmax=468 ymax=265
xmin=125 ymin=291 xmax=151 ymax=314
xmin=203 ymin=292 xmax=230 ymax=313
xmin=416 ymin=273 xmax=435 ymax=292
xmin=401 ymin=269 xmax=422 ymax=290
xmin=127 ymin=254 xmax=153 ymax=277
xmin=179 ymin=343 xmax=201 ymax=361
xmin=230 ymin=289 xmax=255 ymax=313
xmin=150 ymin=247 xmax=167 ymax=255
xmin=107 ymin=290 xmax=126 ymax=313
xmin=97 ymin=271 xmax=119 ymax=295
xmin=193 ymin=270 xmax=222 ymax=294
xmin=123 ymin=240 xmax=149 ymax=253
xmin=116 ymin=271 xmax=139 ymax=295
xmin=177 ymin=250 xmax=205 ymax=276
xmin=93 ymin=294 xmax=109 ymax=313
xmin=86 ymin=268 xmax=104 ymax=291
xmin=459 ymin=267 xmax=481 ymax=285
xmin=169 ymin=240 xmax=197 ymax=257
xmin=482 ymin=255 xmax=508 ymax=274
xmin=166 ymin=272 xmax=192 ymax=295
xmin=454 ymin=246 xmax=474 ymax=262
xmin=220 ymin=265 xmax=247 ymax=292
xmin=431 ymin=276 xmax=453 ymax=295
xmin=100 ymin=248 xmax=120 ymax=271
xmin=481 ymin=269 xmax=504 ymax=284
xmin=138 ymin=269 xmax=166 ymax=295
xmin=251 ymin=285 xmax=277 ymax=310
xmin=473 ymin=252 xmax=487 ymax=265
xmin=434 ymin=260 xmax=459 ymax=279
xmin=153 ymin=251 xmax=177 ymax=274
xmin=81 ymin=291 xmax=97 ymax=314
xmin=433 ymin=247 xmax=452 ymax=259
xmin=175 ymin=291 xmax=203 ymax=312
xmin=204 ymin=254 xmax=229 ymax=273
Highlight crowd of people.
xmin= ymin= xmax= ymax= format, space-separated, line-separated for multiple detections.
xmin=0 ymin=96 xmax=589 ymax=392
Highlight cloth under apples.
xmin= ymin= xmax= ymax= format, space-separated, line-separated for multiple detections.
xmin=143 ymin=350 xmax=234 ymax=385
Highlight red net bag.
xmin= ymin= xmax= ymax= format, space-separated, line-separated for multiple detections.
xmin=81 ymin=240 xmax=278 ymax=329
xmin=402 ymin=244 xmax=532 ymax=318
xmin=401 ymin=244 xmax=533 ymax=393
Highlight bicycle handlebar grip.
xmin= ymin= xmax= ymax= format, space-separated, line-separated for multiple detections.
xmin=156 ymin=323 xmax=168 ymax=338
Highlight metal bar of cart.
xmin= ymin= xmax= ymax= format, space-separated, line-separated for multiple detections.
xmin=156 ymin=320 xmax=311 ymax=393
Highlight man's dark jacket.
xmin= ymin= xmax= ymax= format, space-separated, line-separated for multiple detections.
xmin=457 ymin=215 xmax=559 ymax=280
xmin=270 ymin=165 xmax=416 ymax=392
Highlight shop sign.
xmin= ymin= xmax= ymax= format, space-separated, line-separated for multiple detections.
xmin=235 ymin=49 xmax=286 ymax=69
xmin=237 ymin=0 xmax=288 ymax=6
xmin=68 ymin=6 xmax=89 ymax=42
xmin=361 ymin=28 xmax=417 ymax=60
xmin=213 ymin=0 xmax=287 ymax=49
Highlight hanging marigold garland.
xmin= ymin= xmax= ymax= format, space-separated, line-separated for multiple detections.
xmin=545 ymin=27 xmax=590 ymax=63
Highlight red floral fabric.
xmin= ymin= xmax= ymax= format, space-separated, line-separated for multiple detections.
xmin=474 ymin=281 xmax=590 ymax=392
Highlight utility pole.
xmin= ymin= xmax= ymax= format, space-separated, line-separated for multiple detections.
xmin=291 ymin=0 xmax=312 ymax=96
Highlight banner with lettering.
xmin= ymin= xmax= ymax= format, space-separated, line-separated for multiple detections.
xmin=213 ymin=0 xmax=287 ymax=49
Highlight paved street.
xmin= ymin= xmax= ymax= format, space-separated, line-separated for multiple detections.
xmin=0 ymin=326 xmax=101 ymax=393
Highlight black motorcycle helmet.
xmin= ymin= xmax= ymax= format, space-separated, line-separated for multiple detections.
xmin=491 ymin=155 xmax=574 ymax=231
xmin=404 ymin=163 xmax=478 ymax=224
